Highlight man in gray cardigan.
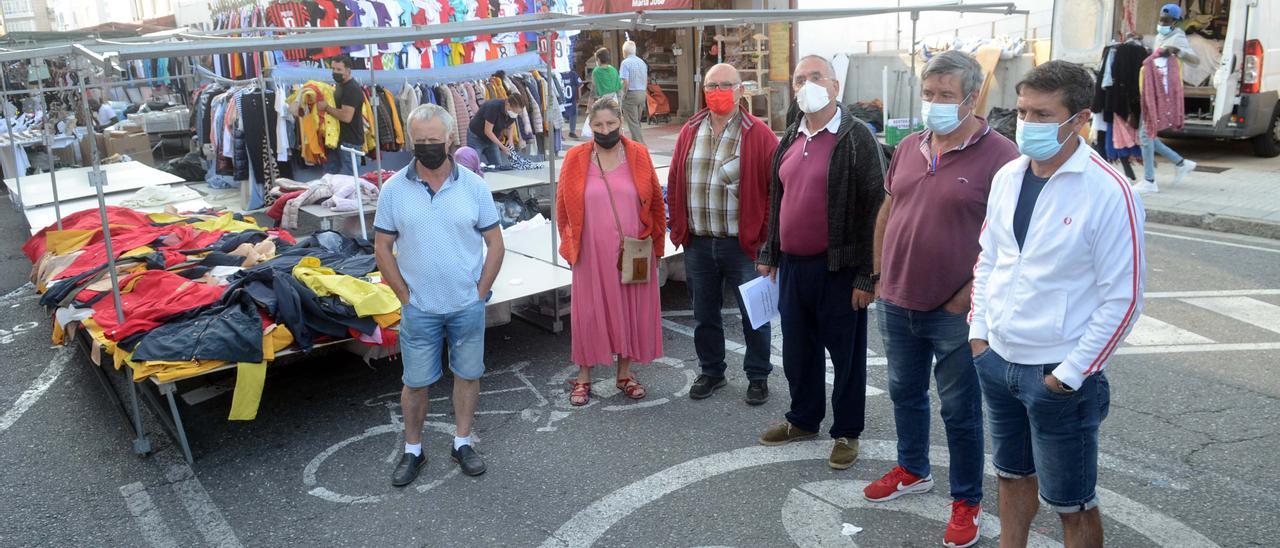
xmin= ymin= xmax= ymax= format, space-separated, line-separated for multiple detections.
xmin=756 ymin=55 xmax=886 ymax=471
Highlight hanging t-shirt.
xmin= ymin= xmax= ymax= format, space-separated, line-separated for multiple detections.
xmin=473 ymin=41 xmax=491 ymax=63
xmin=419 ymin=0 xmax=445 ymax=46
xmin=267 ymin=1 xmax=312 ymax=61
xmin=309 ymin=0 xmax=344 ymax=60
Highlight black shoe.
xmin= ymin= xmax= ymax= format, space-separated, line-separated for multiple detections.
xmin=391 ymin=452 xmax=426 ymax=487
xmin=451 ymin=444 xmax=487 ymax=476
xmin=745 ymin=379 xmax=769 ymax=406
xmin=689 ymin=375 xmax=728 ymax=400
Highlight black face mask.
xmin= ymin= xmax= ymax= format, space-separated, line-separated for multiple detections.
xmin=593 ymin=127 xmax=622 ymax=149
xmin=414 ymin=143 xmax=449 ymax=170
xmin=332 ymin=72 xmax=344 ymax=84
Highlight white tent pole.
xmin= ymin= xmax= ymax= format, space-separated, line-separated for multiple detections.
xmin=909 ymin=9 xmax=919 ymax=132
xmin=1 ymin=69 xmax=23 ymax=209
xmin=544 ymin=32 xmax=560 ymax=269
xmin=35 ymin=88 xmax=63 ymax=230
xmin=342 ymin=144 xmax=368 ymax=240
xmin=77 ymin=66 xmax=151 ymax=456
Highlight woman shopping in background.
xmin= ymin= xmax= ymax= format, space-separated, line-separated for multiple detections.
xmin=555 ymin=97 xmax=666 ymax=406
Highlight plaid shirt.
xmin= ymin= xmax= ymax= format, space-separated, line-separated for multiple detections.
xmin=686 ymin=114 xmax=743 ymax=238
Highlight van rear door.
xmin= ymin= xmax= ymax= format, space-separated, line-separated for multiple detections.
xmin=1210 ymin=0 xmax=1252 ymax=128
xmin=1051 ymin=0 xmax=1114 ymax=67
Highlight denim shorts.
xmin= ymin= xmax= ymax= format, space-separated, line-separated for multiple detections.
xmin=399 ymin=301 xmax=487 ymax=388
xmin=975 ymin=348 xmax=1111 ymax=513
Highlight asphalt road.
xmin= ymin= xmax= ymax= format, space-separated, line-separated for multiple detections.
xmin=1 ymin=213 xmax=1277 ymax=547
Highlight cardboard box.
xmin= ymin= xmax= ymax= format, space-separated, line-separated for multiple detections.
xmin=79 ymin=134 xmax=107 ymax=166
xmin=104 ymin=130 xmax=155 ymax=166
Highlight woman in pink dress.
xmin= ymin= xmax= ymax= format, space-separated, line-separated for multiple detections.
xmin=555 ymin=97 xmax=667 ymax=406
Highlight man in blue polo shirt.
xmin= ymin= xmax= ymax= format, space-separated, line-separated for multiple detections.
xmin=374 ymin=103 xmax=504 ymax=487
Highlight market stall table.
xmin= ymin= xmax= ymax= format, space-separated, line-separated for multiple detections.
xmin=25 ymin=195 xmax=212 ymax=235
xmin=4 ymin=161 xmax=183 ymax=208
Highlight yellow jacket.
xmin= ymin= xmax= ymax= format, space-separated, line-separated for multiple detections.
xmin=291 ymin=256 xmax=399 ymax=317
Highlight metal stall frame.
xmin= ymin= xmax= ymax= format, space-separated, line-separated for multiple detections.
xmin=1 ymin=3 xmax=1025 ymax=464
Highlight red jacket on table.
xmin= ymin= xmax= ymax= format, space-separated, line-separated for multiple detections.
xmin=556 ymin=137 xmax=667 ymax=266
xmin=667 ymin=106 xmax=778 ymax=261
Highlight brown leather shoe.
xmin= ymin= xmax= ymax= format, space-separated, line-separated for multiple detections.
xmin=758 ymin=421 xmax=818 ymax=446
xmin=828 ymin=437 xmax=860 ymax=470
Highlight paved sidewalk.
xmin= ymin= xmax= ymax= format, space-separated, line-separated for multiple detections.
xmin=1136 ymin=138 xmax=1280 ymax=239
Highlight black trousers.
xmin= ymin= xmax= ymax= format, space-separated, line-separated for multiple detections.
xmin=240 ymin=91 xmax=278 ymax=188
xmin=779 ymin=253 xmax=868 ymax=439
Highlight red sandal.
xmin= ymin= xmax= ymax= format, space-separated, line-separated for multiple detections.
xmin=568 ymin=380 xmax=591 ymax=406
xmin=615 ymin=376 xmax=647 ymax=400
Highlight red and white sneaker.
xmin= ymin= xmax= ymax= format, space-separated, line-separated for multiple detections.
xmin=944 ymin=501 xmax=982 ymax=548
xmin=863 ymin=465 xmax=935 ymax=502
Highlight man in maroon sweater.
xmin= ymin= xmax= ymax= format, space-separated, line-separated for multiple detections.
xmin=668 ymin=63 xmax=780 ymax=405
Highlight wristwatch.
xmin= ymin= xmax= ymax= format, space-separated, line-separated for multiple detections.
xmin=870 ymin=273 xmax=881 ymax=284
xmin=1055 ymin=377 xmax=1075 ymax=393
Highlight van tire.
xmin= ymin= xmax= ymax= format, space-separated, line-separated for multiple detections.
xmin=1251 ymin=107 xmax=1280 ymax=158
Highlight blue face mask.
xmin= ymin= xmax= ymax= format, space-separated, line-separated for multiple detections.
xmin=921 ymin=95 xmax=971 ymax=135
xmin=1016 ymin=113 xmax=1078 ymax=161
xmin=1157 ymin=25 xmax=1173 ymax=36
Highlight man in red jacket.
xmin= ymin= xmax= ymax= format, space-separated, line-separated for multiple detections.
xmin=669 ymin=63 xmax=779 ymax=405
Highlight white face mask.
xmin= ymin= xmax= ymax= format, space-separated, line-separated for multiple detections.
xmin=795 ymin=81 xmax=831 ymax=114
xmin=507 ymin=110 xmax=519 ymax=119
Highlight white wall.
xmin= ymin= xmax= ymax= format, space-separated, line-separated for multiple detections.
xmin=796 ymin=0 xmax=1054 ymax=59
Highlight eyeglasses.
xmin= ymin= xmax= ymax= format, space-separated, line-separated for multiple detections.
xmin=792 ymin=74 xmax=831 ymax=87
xmin=703 ymin=82 xmax=741 ymax=91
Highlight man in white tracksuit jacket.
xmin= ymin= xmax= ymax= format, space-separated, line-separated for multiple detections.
xmin=969 ymin=61 xmax=1146 ymax=548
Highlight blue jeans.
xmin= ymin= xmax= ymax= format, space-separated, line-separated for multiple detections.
xmin=878 ymin=300 xmax=984 ymax=504
xmin=779 ymin=253 xmax=867 ymax=438
xmin=399 ymin=301 xmax=487 ymax=388
xmin=468 ymin=130 xmax=507 ymax=168
xmin=684 ymin=236 xmax=772 ymax=380
xmin=975 ymin=349 xmax=1111 ymax=513
xmin=1139 ymin=119 xmax=1184 ymax=182
xmin=323 ymin=144 xmax=356 ymax=175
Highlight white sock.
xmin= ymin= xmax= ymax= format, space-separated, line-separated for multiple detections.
xmin=405 ymin=443 xmax=422 ymax=457
xmin=453 ymin=435 xmax=472 ymax=450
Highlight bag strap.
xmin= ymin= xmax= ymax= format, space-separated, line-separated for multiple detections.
xmin=593 ymin=150 xmax=627 ymax=239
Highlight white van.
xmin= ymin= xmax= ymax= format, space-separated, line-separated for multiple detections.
xmin=1052 ymin=0 xmax=1280 ymax=156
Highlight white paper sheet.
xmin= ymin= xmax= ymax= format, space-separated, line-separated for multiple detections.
xmin=738 ymin=275 xmax=780 ymax=330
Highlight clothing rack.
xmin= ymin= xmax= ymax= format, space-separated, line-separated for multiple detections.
xmin=269 ymin=52 xmax=545 ymax=85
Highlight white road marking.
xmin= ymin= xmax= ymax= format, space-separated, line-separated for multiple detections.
xmin=0 ymin=282 xmax=36 ymax=305
xmin=1147 ymin=230 xmax=1280 ymax=254
xmin=1146 ymin=289 xmax=1280 ymax=299
xmin=540 ymin=440 xmax=1219 ymax=548
xmin=1124 ymin=316 xmax=1215 ymax=346
xmin=0 ymin=347 xmax=71 ymax=433
xmin=1114 ymin=342 xmax=1280 ymax=355
xmin=119 ymin=482 xmax=179 ymax=548
xmin=1181 ymin=296 xmax=1280 ymax=335
xmin=786 ymin=480 xmax=1060 ymax=547
xmin=160 ymin=457 xmax=243 ymax=548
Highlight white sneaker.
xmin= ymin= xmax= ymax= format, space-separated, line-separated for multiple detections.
xmin=1133 ymin=180 xmax=1159 ymax=194
xmin=1173 ymin=159 xmax=1197 ymax=185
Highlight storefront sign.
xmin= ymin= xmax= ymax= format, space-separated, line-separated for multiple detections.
xmin=582 ymin=0 xmax=692 ymax=13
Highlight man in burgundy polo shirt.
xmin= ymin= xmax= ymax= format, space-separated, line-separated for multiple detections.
xmin=864 ymin=50 xmax=1019 ymax=548
xmin=756 ymin=56 xmax=886 ymax=472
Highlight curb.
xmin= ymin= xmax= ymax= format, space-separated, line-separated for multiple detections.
xmin=1145 ymin=207 xmax=1280 ymax=240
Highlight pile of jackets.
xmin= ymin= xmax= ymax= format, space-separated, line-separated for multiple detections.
xmin=25 ymin=206 xmax=402 ymax=420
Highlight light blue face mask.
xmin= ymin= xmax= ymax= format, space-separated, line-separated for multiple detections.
xmin=1016 ymin=113 xmax=1079 ymax=161
xmin=1157 ymin=25 xmax=1173 ymax=36
xmin=921 ymin=94 xmax=972 ymax=135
